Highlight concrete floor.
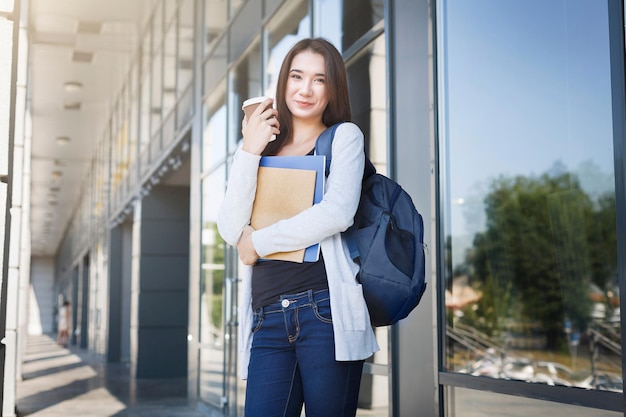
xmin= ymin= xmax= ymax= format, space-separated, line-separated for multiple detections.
xmin=15 ymin=334 xmax=205 ymax=417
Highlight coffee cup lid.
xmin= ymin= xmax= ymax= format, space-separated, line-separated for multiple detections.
xmin=242 ymin=96 xmax=269 ymax=109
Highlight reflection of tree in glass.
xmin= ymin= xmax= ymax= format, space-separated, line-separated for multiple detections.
xmin=202 ymin=222 xmax=225 ymax=332
xmin=467 ymin=171 xmax=616 ymax=352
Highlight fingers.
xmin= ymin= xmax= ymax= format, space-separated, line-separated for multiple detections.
xmin=241 ymin=106 xmax=280 ymax=154
xmin=237 ymin=226 xmax=259 ymax=265
xmin=252 ymin=98 xmax=274 ymax=116
xmin=250 ymin=98 xmax=278 ymax=125
xmin=259 ymin=112 xmax=280 ymax=131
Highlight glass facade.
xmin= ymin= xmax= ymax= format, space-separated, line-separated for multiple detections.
xmin=44 ymin=0 xmax=626 ymax=416
xmin=439 ymin=0 xmax=621 ymax=398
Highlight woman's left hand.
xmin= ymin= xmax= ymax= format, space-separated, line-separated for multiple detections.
xmin=237 ymin=225 xmax=260 ymax=265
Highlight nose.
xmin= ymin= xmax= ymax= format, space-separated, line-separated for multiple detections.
xmin=299 ymin=81 xmax=312 ymax=96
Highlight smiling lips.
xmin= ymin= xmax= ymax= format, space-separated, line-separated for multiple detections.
xmin=295 ymin=100 xmax=313 ymax=108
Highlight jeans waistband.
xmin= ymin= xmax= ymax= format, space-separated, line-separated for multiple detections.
xmin=256 ymin=288 xmax=329 ymax=315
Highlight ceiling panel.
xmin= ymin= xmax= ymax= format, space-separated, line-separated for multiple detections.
xmin=28 ymin=0 xmax=150 ymax=256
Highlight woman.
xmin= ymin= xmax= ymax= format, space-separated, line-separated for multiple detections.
xmin=218 ymin=38 xmax=379 ymax=417
xmin=57 ymin=300 xmax=70 ymax=347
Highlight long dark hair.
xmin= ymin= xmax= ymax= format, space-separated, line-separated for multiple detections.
xmin=263 ymin=38 xmax=351 ymax=156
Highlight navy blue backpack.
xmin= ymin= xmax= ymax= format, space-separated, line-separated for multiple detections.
xmin=315 ymin=123 xmax=427 ymax=326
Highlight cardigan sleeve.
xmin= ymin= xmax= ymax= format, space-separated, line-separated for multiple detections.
xmin=251 ymin=122 xmax=365 ymax=257
xmin=216 ymin=147 xmax=261 ymax=246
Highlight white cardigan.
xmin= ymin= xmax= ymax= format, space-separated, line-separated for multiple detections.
xmin=217 ymin=122 xmax=379 ymax=379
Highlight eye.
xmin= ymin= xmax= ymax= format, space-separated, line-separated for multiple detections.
xmin=314 ymin=77 xmax=326 ymax=84
xmin=290 ymin=73 xmax=302 ymax=80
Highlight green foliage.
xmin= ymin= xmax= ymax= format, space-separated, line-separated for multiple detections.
xmin=202 ymin=222 xmax=226 ymax=330
xmin=466 ymin=172 xmax=615 ymax=350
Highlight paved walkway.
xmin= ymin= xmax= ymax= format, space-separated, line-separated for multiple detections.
xmin=16 ymin=334 xmax=205 ymax=417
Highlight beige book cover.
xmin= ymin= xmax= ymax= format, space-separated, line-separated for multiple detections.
xmin=251 ymin=166 xmax=317 ymax=262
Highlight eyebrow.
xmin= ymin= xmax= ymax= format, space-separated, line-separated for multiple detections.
xmin=289 ymin=68 xmax=326 ymax=77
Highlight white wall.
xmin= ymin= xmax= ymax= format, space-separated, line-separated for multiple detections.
xmin=29 ymin=257 xmax=55 ymax=334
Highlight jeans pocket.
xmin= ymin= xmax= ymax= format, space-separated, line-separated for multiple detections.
xmin=313 ymin=297 xmax=333 ymax=324
xmin=251 ymin=312 xmax=264 ymax=333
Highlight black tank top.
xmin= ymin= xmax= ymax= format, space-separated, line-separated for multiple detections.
xmin=251 ymin=254 xmax=328 ymax=310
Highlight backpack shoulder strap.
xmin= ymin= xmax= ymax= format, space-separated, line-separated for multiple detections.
xmin=315 ymin=122 xmax=343 ymax=175
xmin=315 ymin=122 xmax=376 ymax=179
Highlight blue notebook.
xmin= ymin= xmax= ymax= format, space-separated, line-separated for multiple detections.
xmin=257 ymin=155 xmax=326 ymax=262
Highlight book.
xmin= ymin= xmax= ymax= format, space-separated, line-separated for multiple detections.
xmin=251 ymin=155 xmax=326 ymax=262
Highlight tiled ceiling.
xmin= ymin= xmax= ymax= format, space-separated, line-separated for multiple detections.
xmin=28 ymin=0 xmax=150 ymax=257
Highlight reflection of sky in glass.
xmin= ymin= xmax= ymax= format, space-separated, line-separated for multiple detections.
xmin=202 ymin=105 xmax=227 ymax=224
xmin=203 ymin=105 xmax=227 ymax=170
xmin=443 ymin=1 xmax=614 ymax=265
xmin=315 ymin=0 xmax=342 ymax=50
xmin=266 ymin=17 xmax=311 ymax=97
xmin=202 ymin=164 xmax=226 ymax=224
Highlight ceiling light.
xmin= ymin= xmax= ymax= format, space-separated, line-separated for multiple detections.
xmin=71 ymin=50 xmax=94 ymax=63
xmin=56 ymin=136 xmax=70 ymax=145
xmin=64 ymin=81 xmax=83 ymax=92
xmin=77 ymin=21 xmax=102 ymax=34
xmin=51 ymin=171 xmax=62 ymax=179
xmin=63 ymin=102 xmax=81 ymax=111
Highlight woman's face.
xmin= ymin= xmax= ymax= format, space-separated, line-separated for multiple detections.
xmin=285 ymin=50 xmax=328 ymax=123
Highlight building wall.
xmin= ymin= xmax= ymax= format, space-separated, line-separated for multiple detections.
xmin=28 ymin=257 xmax=55 ymax=334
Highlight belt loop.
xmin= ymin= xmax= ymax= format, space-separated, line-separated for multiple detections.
xmin=307 ymin=289 xmax=314 ymax=304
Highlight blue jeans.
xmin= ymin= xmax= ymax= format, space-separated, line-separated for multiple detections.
xmin=245 ymin=289 xmax=364 ymax=417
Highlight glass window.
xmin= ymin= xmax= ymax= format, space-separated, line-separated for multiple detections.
xmin=316 ymin=0 xmax=384 ymax=53
xmin=202 ymin=81 xmax=228 ymax=173
xmin=117 ymin=87 xmax=129 ymax=198
xmin=204 ymin=0 xmax=228 ymax=55
xmin=179 ymin=0 xmax=194 ymax=91
xmin=347 ymin=34 xmax=387 ymax=174
xmin=199 ymin=167 xmax=227 ymax=406
xmin=204 ymin=35 xmax=228 ymax=98
xmin=152 ymin=1 xmax=164 ymax=54
xmin=230 ymin=0 xmax=245 ymax=20
xmin=440 ymin=0 xmax=620 ymax=394
xmin=177 ymin=0 xmax=194 ymax=128
xmin=164 ymin=0 xmax=177 ymax=28
xmin=313 ymin=0 xmax=341 ymax=50
xmin=151 ymin=44 xmax=163 ymax=138
xmin=129 ymin=63 xmax=139 ymax=188
xmin=448 ymin=386 xmax=621 ymax=417
xmin=231 ymin=42 xmax=261 ymax=150
xmin=163 ymin=14 xmax=177 ymax=121
xmin=265 ymin=0 xmax=309 ymax=97
xmin=139 ymin=35 xmax=152 ymax=171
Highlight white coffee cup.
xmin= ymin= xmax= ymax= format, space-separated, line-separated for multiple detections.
xmin=242 ymin=96 xmax=271 ymax=119
xmin=242 ymin=96 xmax=276 ymax=141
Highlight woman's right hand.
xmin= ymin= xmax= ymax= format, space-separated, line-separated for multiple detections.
xmin=241 ymin=98 xmax=280 ymax=155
